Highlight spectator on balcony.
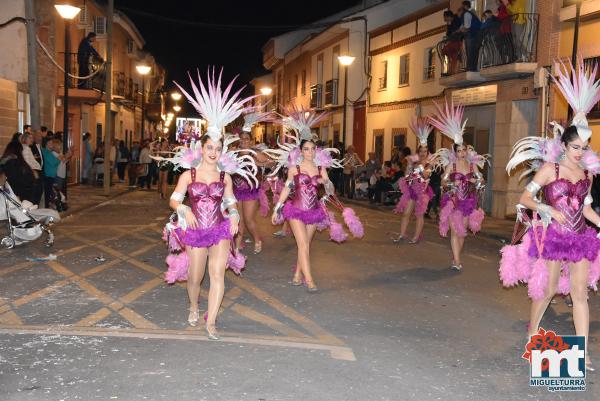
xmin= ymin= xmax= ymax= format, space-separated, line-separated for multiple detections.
xmin=458 ymin=1 xmax=482 ymax=72
xmin=77 ymin=32 xmax=103 ymax=89
xmin=507 ymin=0 xmax=528 ymax=62
xmin=442 ymin=10 xmax=463 ymax=75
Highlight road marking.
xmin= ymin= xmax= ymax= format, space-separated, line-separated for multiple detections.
xmin=0 ymin=325 xmax=356 ymax=361
xmin=75 ymin=307 xmax=112 ymax=326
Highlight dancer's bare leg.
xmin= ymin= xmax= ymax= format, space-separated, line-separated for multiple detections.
xmin=570 ymin=259 xmax=591 ymax=365
xmin=205 ymin=239 xmax=230 ymax=336
xmin=528 ymin=260 xmax=561 ymax=337
xmin=289 ymin=219 xmax=312 ymax=282
xmin=399 ymin=200 xmax=415 ymax=238
xmin=242 ymin=199 xmax=261 ymax=252
xmin=186 ymin=246 xmax=209 ymax=323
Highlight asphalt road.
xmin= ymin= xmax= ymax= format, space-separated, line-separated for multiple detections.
xmin=0 ymin=189 xmax=598 ymax=401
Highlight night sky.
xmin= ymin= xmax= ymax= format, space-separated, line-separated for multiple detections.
xmin=110 ymin=0 xmax=357 ymax=111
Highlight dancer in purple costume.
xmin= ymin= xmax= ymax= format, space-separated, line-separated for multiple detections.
xmin=393 ymin=118 xmax=435 ymax=244
xmin=429 ymin=101 xmax=487 ymax=271
xmin=499 ymin=61 xmax=600 ymax=370
xmin=232 ymin=131 xmax=273 ymax=253
xmin=161 ymin=68 xmax=257 ymax=340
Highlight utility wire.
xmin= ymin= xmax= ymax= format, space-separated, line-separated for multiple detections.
xmin=118 ymin=6 xmax=340 ymax=32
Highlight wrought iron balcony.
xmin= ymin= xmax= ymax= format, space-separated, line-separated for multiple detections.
xmin=310 ymin=84 xmax=323 ymax=108
xmin=324 ymin=79 xmax=338 ymax=106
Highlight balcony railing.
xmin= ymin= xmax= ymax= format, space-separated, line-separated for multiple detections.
xmin=324 ymin=79 xmax=338 ymax=106
xmin=479 ymin=13 xmax=539 ymax=68
xmin=62 ymin=53 xmax=105 ymax=90
xmin=423 ymin=65 xmax=435 ymax=81
xmin=310 ymin=84 xmax=323 ymax=108
xmin=437 ymin=13 xmax=539 ymax=76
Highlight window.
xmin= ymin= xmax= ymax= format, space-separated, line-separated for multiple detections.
xmin=399 ymin=54 xmax=410 ymax=86
xmin=276 ymin=71 xmax=282 ymax=107
xmin=332 ymin=45 xmax=340 ymax=80
xmin=392 ymin=128 xmax=407 ymax=150
xmin=301 ymin=70 xmax=306 ymax=96
xmin=17 ymin=91 xmax=30 ymax=133
xmin=78 ymin=5 xmax=89 ymax=25
xmin=287 ymin=79 xmax=291 ymax=102
xmin=127 ymin=39 xmax=135 ymax=55
xmin=378 ymin=60 xmax=388 ymax=90
xmin=584 ymin=57 xmax=600 ymax=119
xmin=293 ymin=74 xmax=298 ymax=98
xmin=93 ymin=16 xmax=106 ymax=36
xmin=317 ymin=53 xmax=324 ymax=85
xmin=424 ymin=47 xmax=436 ymax=81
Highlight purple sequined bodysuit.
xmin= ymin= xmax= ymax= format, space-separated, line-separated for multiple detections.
xmin=440 ymin=164 xmax=478 ymax=216
xmin=527 ymin=164 xmax=600 ymax=262
xmin=176 ymin=168 xmax=232 ymax=248
xmin=282 ymin=166 xmax=327 ymax=225
xmin=232 ymin=172 xmax=259 ymax=201
xmin=395 ymin=163 xmax=434 ymax=217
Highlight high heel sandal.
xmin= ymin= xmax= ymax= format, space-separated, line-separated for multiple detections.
xmin=188 ymin=309 xmax=200 ymax=327
xmin=391 ymin=234 xmax=404 ymax=243
xmin=289 ymin=265 xmax=303 ymax=286
xmin=206 ymin=324 xmax=220 ymax=340
xmin=450 ymin=261 xmax=462 ymax=271
xmin=253 ymin=240 xmax=262 ymax=254
xmin=408 ymin=234 xmax=423 ymax=244
xmin=305 ymin=280 xmax=318 ymax=293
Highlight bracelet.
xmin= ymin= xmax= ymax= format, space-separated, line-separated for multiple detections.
xmin=274 ymin=202 xmax=284 ymax=214
xmin=585 ymin=194 xmax=593 ymax=206
xmin=526 ymin=181 xmax=542 ymax=195
xmin=222 ymin=196 xmax=237 ymax=208
xmin=323 ymin=180 xmax=334 ymax=196
xmin=176 ymin=204 xmax=191 ymax=230
xmin=228 ymin=209 xmax=240 ymax=220
xmin=285 ymin=179 xmax=294 ymax=189
xmin=170 ymin=191 xmax=185 ymax=202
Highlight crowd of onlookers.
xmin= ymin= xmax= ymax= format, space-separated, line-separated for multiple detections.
xmin=0 ymin=125 xmax=72 ymax=211
xmin=333 ymin=145 xmax=442 ymax=218
xmin=0 ymin=125 xmax=175 ymax=212
xmin=441 ymin=0 xmax=528 ymax=74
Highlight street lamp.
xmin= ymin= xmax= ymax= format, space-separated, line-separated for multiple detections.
xmin=171 ymin=92 xmax=182 ymax=101
xmin=260 ymin=87 xmax=272 ymax=96
xmin=259 ymin=86 xmax=272 ymax=143
xmin=136 ymin=64 xmax=151 ymax=140
xmin=55 ymin=2 xmax=81 ymax=197
xmin=338 ymin=55 xmax=355 ymax=158
xmin=173 ymin=105 xmax=181 ymax=112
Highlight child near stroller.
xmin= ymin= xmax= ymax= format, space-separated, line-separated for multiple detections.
xmin=0 ymin=165 xmax=60 ymax=249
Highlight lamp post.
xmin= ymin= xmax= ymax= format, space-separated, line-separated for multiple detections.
xmin=338 ymin=55 xmax=355 ymax=159
xmin=136 ymin=64 xmax=151 ymax=140
xmin=171 ymin=92 xmax=182 ymax=102
xmin=55 ymin=3 xmax=81 ymax=196
xmin=260 ymin=86 xmax=272 ymax=143
xmin=568 ymin=1 xmax=583 ymax=121
xmin=173 ymin=105 xmax=181 ymax=113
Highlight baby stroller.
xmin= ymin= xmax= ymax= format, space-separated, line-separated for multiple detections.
xmin=0 ymin=181 xmax=60 ymax=249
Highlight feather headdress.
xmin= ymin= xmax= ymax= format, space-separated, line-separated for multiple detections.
xmin=410 ymin=117 xmax=433 ymax=146
xmin=428 ymin=100 xmax=467 ymax=145
xmin=242 ymin=105 xmax=276 ymax=132
xmin=174 ymin=67 xmax=256 ymax=142
xmin=263 ymin=106 xmax=342 ymax=175
xmin=552 ymin=59 xmax=600 ymax=143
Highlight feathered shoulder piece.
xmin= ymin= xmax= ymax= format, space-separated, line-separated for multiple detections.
xmin=428 ymin=100 xmax=467 ymax=145
xmin=553 ymin=59 xmax=600 ymax=143
xmin=410 ymin=117 xmax=433 ymax=147
xmin=429 ymin=148 xmax=456 ymax=171
xmin=466 ymin=145 xmax=491 ymax=169
xmin=174 ymin=67 xmax=256 ymax=142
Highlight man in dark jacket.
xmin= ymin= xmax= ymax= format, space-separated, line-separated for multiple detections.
xmin=77 ymin=32 xmax=103 ymax=89
xmin=458 ymin=1 xmax=482 ymax=71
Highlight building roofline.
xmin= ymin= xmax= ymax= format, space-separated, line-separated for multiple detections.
xmin=369 ymin=0 xmax=449 ymax=38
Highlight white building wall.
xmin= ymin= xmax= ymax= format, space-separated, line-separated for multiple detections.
xmin=0 ymin=0 xmax=28 ymax=84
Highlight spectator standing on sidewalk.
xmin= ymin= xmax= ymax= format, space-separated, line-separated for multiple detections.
xmin=117 ymin=140 xmax=130 ymax=183
xmin=458 ymin=1 xmax=481 ymax=72
xmin=364 ymin=152 xmax=380 ymax=181
xmin=41 ymin=139 xmax=60 ymax=208
xmin=54 ymin=139 xmax=73 ymax=193
xmin=82 ymin=132 xmax=93 ymax=184
xmin=20 ymin=132 xmax=43 ymax=205
xmin=342 ymin=145 xmax=363 ymax=199
xmin=128 ymin=141 xmax=140 ymax=188
xmin=157 ymin=139 xmax=171 ymax=199
xmin=1 ymin=140 xmax=35 ymax=202
xmin=138 ymin=139 xmax=152 ymax=189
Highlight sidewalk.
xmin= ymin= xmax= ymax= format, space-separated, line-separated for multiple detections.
xmin=342 ymin=197 xmax=514 ymax=243
xmin=62 ymin=182 xmax=132 ymax=217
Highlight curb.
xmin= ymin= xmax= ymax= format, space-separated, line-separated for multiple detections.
xmin=342 ymin=197 xmax=512 ymax=243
